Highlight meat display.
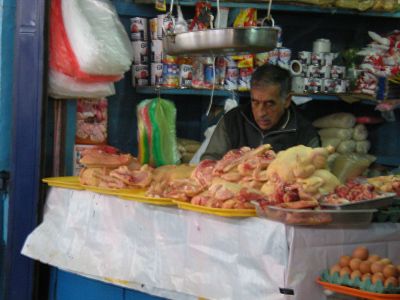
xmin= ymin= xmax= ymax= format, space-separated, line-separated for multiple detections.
xmin=323 ymin=181 xmax=380 ymax=204
xmin=367 ymin=175 xmax=400 ymax=196
xmin=79 ymin=145 xmax=136 ymax=168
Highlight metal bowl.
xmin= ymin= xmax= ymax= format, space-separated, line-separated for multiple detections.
xmin=162 ymin=27 xmax=278 ymax=56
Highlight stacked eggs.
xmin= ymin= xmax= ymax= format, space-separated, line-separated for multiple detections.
xmin=330 ymin=246 xmax=400 ymax=288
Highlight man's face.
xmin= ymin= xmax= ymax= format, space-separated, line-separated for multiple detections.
xmin=250 ymin=84 xmax=290 ymax=131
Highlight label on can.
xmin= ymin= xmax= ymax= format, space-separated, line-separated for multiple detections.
xmin=157 ymin=14 xmax=174 ymax=39
xmin=179 ymin=64 xmax=193 ymax=87
xmin=149 ymin=18 xmax=158 ymax=40
xmin=306 ymin=65 xmax=320 ymax=78
xmin=311 ymin=52 xmax=325 ymax=66
xmin=130 ymin=17 xmax=148 ymax=41
xmin=151 ymin=40 xmax=163 ymax=63
xmin=132 ymin=41 xmax=148 ymax=64
xmin=331 ymin=65 xmax=346 ymax=79
xmin=268 ymin=49 xmax=279 ymax=65
xmin=298 ymin=51 xmax=311 ymax=65
xmin=224 ymin=66 xmax=239 ymax=90
xmin=162 ymin=63 xmax=179 ymax=88
xmin=255 ymin=52 xmax=269 ymax=67
xmin=238 ymin=67 xmax=253 ymax=92
xmin=305 ymin=77 xmax=322 ymax=93
xmin=151 ymin=63 xmax=163 ymax=86
xmin=324 ymin=53 xmax=336 ymax=66
xmin=278 ymin=47 xmax=291 ymax=65
xmin=322 ymin=79 xmax=336 ymax=93
xmin=204 ymin=64 xmax=215 ymax=87
xmin=334 ymin=79 xmax=348 ymax=93
xmin=132 ymin=65 xmax=149 ymax=87
xmin=319 ymin=65 xmax=331 ymax=79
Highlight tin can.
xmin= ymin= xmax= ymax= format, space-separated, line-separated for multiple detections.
xmin=162 ymin=63 xmax=179 ymax=88
xmin=151 ymin=40 xmax=163 ymax=63
xmin=132 ymin=41 xmax=148 ymax=64
xmin=224 ymin=66 xmax=239 ymax=90
xmin=255 ymin=52 xmax=269 ymax=67
xmin=204 ymin=64 xmax=215 ymax=88
xmin=322 ymin=79 xmax=336 ymax=93
xmin=132 ymin=64 xmax=149 ymax=87
xmin=298 ymin=51 xmax=311 ymax=65
xmin=151 ymin=63 xmax=163 ymax=86
xmin=268 ymin=49 xmax=279 ymax=65
xmin=331 ymin=65 xmax=346 ymax=79
xmin=149 ymin=18 xmax=158 ymax=40
xmin=238 ymin=67 xmax=253 ymax=92
xmin=305 ymin=77 xmax=322 ymax=93
xmin=319 ymin=65 xmax=331 ymax=79
xmin=323 ymin=52 xmax=336 ymax=66
xmin=306 ymin=64 xmax=320 ymax=78
xmin=157 ymin=14 xmax=174 ymax=39
xmin=179 ymin=64 xmax=193 ymax=88
xmin=291 ymin=76 xmax=305 ymax=94
xmin=334 ymin=79 xmax=348 ymax=93
xmin=278 ymin=47 xmax=291 ymax=65
xmin=311 ymin=52 xmax=325 ymax=66
xmin=130 ymin=17 xmax=148 ymax=41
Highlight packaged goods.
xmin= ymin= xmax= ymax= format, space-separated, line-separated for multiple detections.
xmin=355 ymin=140 xmax=371 ymax=154
xmin=353 ymin=124 xmax=368 ymax=141
xmin=132 ymin=65 xmax=149 ymax=87
xmin=331 ymin=153 xmax=375 ymax=183
xmin=61 ymin=0 xmax=133 ymax=75
xmin=137 ymin=98 xmax=180 ymax=167
xmin=48 ymin=69 xmax=115 ymax=99
xmin=337 ymin=140 xmax=356 ymax=154
xmin=130 ymin=17 xmax=147 ymax=41
xmin=318 ymin=128 xmax=354 ymax=140
xmin=76 ymin=98 xmax=107 ymax=145
xmin=233 ymin=8 xmax=257 ymax=27
xmin=313 ymin=113 xmax=356 ymax=129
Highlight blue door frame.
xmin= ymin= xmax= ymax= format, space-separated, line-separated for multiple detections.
xmin=4 ymin=0 xmax=46 ymax=299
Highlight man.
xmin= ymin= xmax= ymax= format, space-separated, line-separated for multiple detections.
xmin=201 ymin=64 xmax=320 ymax=160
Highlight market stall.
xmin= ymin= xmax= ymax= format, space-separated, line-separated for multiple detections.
xmin=22 ymin=187 xmax=400 ymax=300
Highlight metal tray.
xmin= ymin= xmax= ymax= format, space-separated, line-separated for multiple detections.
xmin=163 ymin=27 xmax=278 ymax=56
xmin=320 ymin=193 xmax=396 ymax=210
xmin=252 ymin=202 xmax=377 ymax=226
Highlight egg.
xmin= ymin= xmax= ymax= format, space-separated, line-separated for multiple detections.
xmin=339 ymin=255 xmax=352 ymax=268
xmin=349 ymin=258 xmax=362 ymax=271
xmin=367 ymin=254 xmax=381 ymax=263
xmin=383 ymin=265 xmax=398 ymax=278
xmin=371 ymin=273 xmax=384 ymax=285
xmin=352 ymin=246 xmax=369 ymax=260
xmin=330 ymin=264 xmax=341 ymax=275
xmin=380 ymin=258 xmax=392 ymax=265
xmin=384 ymin=277 xmax=399 ymax=288
xmin=340 ymin=267 xmax=351 ymax=277
xmin=350 ymin=270 xmax=362 ymax=280
xmin=371 ymin=262 xmax=384 ymax=274
xmin=359 ymin=261 xmax=372 ymax=274
xmin=361 ymin=273 xmax=372 ymax=282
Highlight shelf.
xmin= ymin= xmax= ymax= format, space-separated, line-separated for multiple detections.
xmin=127 ymin=0 xmax=400 ymax=18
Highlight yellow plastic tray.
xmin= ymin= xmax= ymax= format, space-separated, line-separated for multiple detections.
xmin=42 ymin=176 xmax=84 ymax=190
xmin=83 ymin=185 xmax=146 ymax=197
xmin=173 ymin=200 xmax=256 ymax=217
xmin=118 ymin=189 xmax=175 ymax=205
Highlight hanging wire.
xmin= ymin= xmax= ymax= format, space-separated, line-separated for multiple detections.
xmin=267 ymin=0 xmax=273 ymax=21
xmin=206 ymin=56 xmax=217 ymax=116
xmin=216 ymin=0 xmax=220 ymax=28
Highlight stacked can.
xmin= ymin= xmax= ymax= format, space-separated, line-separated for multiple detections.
xmin=149 ymin=15 xmax=167 ymax=86
xmin=290 ymin=48 xmax=348 ymax=93
xmin=131 ymin=17 xmax=149 ymax=87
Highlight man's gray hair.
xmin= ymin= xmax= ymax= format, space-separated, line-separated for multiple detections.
xmin=250 ymin=64 xmax=291 ymax=101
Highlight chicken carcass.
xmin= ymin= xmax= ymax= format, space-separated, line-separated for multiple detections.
xmin=109 ymin=165 xmax=153 ymax=188
xmin=79 ymin=145 xmax=135 ymax=168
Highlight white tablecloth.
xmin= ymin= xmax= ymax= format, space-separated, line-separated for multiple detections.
xmin=22 ymin=188 xmax=400 ymax=300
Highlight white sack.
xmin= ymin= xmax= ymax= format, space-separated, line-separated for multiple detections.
xmin=62 ymin=0 xmax=133 ymax=75
xmin=313 ymin=113 xmax=356 ymax=129
xmin=356 ymin=140 xmax=371 ymax=154
xmin=353 ymin=124 xmax=368 ymax=141
xmin=49 ymin=69 xmax=115 ymax=99
xmin=318 ymin=128 xmax=353 ymax=140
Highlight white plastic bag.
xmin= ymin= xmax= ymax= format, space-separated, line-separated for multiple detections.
xmin=353 ymin=124 xmax=368 ymax=141
xmin=337 ymin=140 xmax=356 ymax=154
xmin=313 ymin=113 xmax=356 ymax=129
xmin=62 ymin=0 xmax=133 ymax=75
xmin=355 ymin=140 xmax=371 ymax=154
xmin=48 ymin=69 xmax=115 ymax=99
xmin=318 ymin=128 xmax=353 ymax=140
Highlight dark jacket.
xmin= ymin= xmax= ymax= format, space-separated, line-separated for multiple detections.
xmin=201 ymin=103 xmax=320 ymax=160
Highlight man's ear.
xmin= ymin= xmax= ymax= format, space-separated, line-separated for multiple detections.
xmin=284 ymin=93 xmax=292 ymax=109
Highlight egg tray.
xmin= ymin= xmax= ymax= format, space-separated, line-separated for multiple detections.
xmin=320 ymin=269 xmax=400 ymax=294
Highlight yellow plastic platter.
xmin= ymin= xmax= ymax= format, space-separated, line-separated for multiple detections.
xmin=173 ymin=200 xmax=256 ymax=217
xmin=83 ymin=185 xmax=146 ymax=197
xmin=42 ymin=176 xmax=84 ymax=190
xmin=118 ymin=189 xmax=175 ymax=205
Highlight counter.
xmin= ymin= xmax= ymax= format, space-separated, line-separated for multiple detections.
xmin=22 ymin=188 xmax=400 ymax=300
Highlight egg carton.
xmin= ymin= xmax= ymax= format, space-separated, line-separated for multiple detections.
xmin=320 ymin=269 xmax=400 ymax=294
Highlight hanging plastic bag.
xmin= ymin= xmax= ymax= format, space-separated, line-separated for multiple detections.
xmin=48 ymin=69 xmax=115 ymax=99
xmin=137 ymin=98 xmax=180 ymax=167
xmin=62 ymin=0 xmax=133 ymax=75
xmin=50 ymin=0 xmax=122 ymax=83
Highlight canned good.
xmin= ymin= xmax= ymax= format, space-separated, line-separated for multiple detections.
xmin=151 ymin=63 xmax=163 ymax=86
xmin=149 ymin=18 xmax=158 ymax=40
xmin=157 ymin=14 xmax=174 ymax=39
xmin=311 ymin=52 xmax=325 ymax=66
xmin=204 ymin=64 xmax=215 ymax=88
xmin=305 ymin=77 xmax=322 ymax=93
xmin=306 ymin=64 xmax=320 ymax=78
xmin=322 ymin=79 xmax=336 ymax=93
xmin=132 ymin=41 xmax=148 ymax=64
xmin=291 ymin=76 xmax=305 ymax=94
xmin=132 ymin=64 xmax=149 ymax=87
xmin=331 ymin=65 xmax=346 ymax=79
xmin=255 ymin=52 xmax=269 ymax=67
xmin=319 ymin=65 xmax=331 ymax=79
xmin=268 ymin=49 xmax=279 ymax=65
xmin=324 ymin=53 xmax=336 ymax=66
xmin=151 ymin=40 xmax=163 ymax=63
xmin=130 ymin=17 xmax=148 ymax=41
xmin=224 ymin=66 xmax=239 ymax=90
xmin=334 ymin=79 xmax=348 ymax=93
xmin=162 ymin=63 xmax=179 ymax=88
xmin=238 ymin=67 xmax=253 ymax=92
xmin=278 ymin=47 xmax=291 ymax=65
xmin=179 ymin=64 xmax=193 ymax=88
xmin=298 ymin=51 xmax=311 ymax=65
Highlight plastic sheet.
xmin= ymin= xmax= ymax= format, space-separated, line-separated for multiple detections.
xmin=48 ymin=69 xmax=115 ymax=99
xmin=61 ymin=0 xmax=133 ymax=75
